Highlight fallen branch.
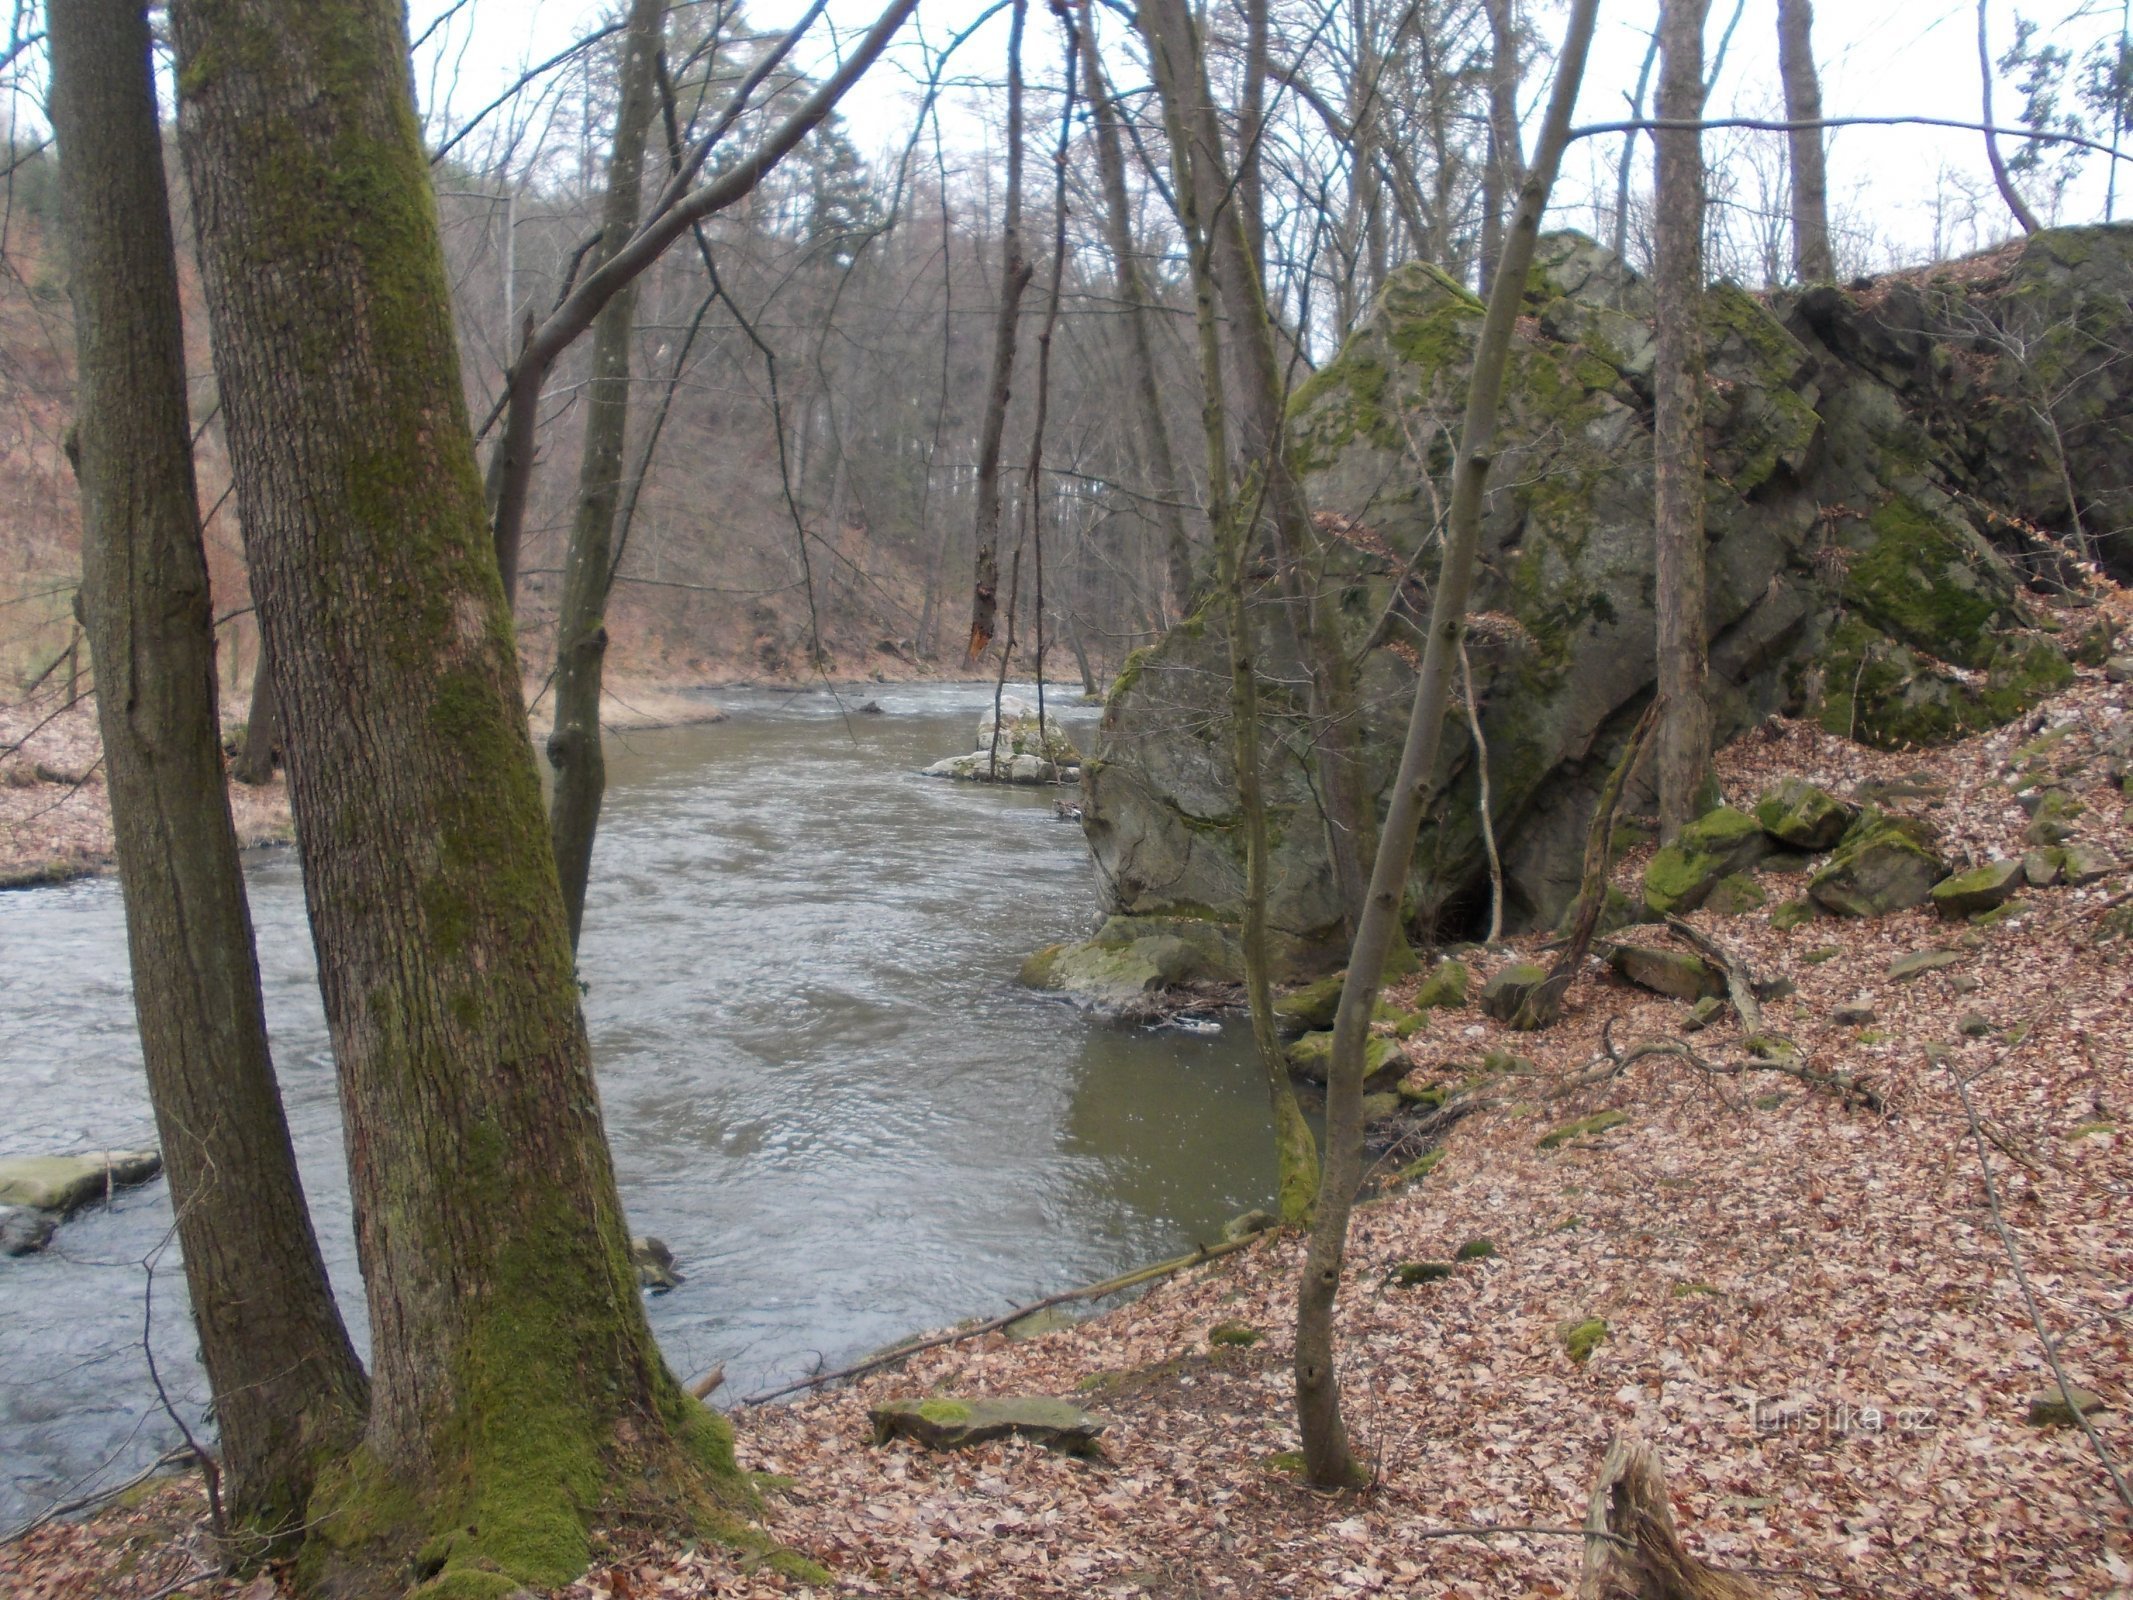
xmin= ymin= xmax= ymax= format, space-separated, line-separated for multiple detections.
xmin=1576 ymin=1434 xmax=1765 ymax=1598
xmin=741 ymin=1227 xmax=1273 ymax=1405
xmin=1590 ymin=1027 xmax=1882 ymax=1112
xmin=1663 ymin=915 xmax=1760 ymax=1035
xmin=685 ymin=1364 xmax=725 ymax=1401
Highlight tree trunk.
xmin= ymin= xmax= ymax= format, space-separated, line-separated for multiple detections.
xmin=1076 ymin=7 xmax=1195 ymax=620
xmin=49 ymin=0 xmax=366 ymax=1538
xmin=1977 ymin=0 xmax=2043 ymax=235
xmin=549 ymin=0 xmax=664 ymax=952
xmin=1292 ymin=0 xmax=1600 ymax=1488
xmin=1776 ymin=0 xmax=1834 ymax=281
xmin=1140 ymin=0 xmax=1374 ymax=939
xmin=170 ymin=1 xmax=736 ymax=1589
xmin=1653 ymin=0 xmax=1713 ymax=841
xmin=967 ymin=0 xmax=1032 ymax=660
xmin=1158 ymin=45 xmax=1321 ymax=1225
xmin=1576 ymin=1437 xmax=1767 ymax=1598
xmin=1479 ymin=0 xmax=1525 ymax=293
xmin=232 ymin=638 xmax=281 ymax=784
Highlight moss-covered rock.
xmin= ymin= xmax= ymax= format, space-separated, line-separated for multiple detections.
xmin=869 ymin=1397 xmax=1105 ymax=1456
xmin=1809 ymin=809 xmax=1947 ymax=916
xmin=1643 ymin=806 xmax=1772 ymax=915
xmin=1607 ymin=942 xmax=1725 ymax=1001
xmin=1537 ymin=1110 xmax=1630 ymax=1150
xmin=1930 ymin=858 xmax=2024 ymax=918
xmin=1284 ymin=1030 xmax=1403 ymax=1086
xmin=1770 ymin=897 xmax=1817 ymax=931
xmin=1480 ymin=961 xmax=1549 ymax=1022
xmin=1753 ymin=778 xmax=1855 ymax=850
xmin=1558 ymin=1316 xmax=1608 ymax=1363
xmin=1705 ymin=873 xmax=1768 ymax=915
xmin=1412 ymin=958 xmax=1472 ymax=1010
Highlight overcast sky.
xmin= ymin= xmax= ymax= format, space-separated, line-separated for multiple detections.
xmin=410 ymin=0 xmax=2127 ymax=270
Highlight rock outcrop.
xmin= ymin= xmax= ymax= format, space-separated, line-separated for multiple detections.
xmin=1080 ymin=231 xmax=2107 ymax=967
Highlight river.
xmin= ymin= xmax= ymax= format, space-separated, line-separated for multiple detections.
xmin=0 ymin=682 xmax=1276 ymax=1530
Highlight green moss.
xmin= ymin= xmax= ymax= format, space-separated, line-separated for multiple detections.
xmin=1393 ymin=1260 xmax=1454 ymax=1284
xmin=1263 ymin=1450 xmax=1308 ymax=1476
xmin=1558 ymin=1317 xmax=1608 ymax=1364
xmin=1672 ymin=1281 xmax=1722 ymax=1298
xmin=1391 ymin=1148 xmax=1445 ymax=1185
xmin=915 ymin=1398 xmax=973 ymax=1425
xmin=2069 ymin=1120 xmax=2117 ymax=1139
xmin=1209 ymin=1321 xmax=1263 ymax=1347
xmin=1412 ymin=959 xmax=1472 ymax=1009
xmin=1455 ymin=1237 xmax=1497 ymax=1261
xmin=1537 ymin=1110 xmax=1628 ymax=1150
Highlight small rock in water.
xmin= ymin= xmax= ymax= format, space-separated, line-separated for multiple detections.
xmin=631 ymin=1235 xmax=683 ymax=1292
xmin=0 ymin=1150 xmax=162 ymax=1213
xmin=1052 ymin=798 xmax=1084 ymax=822
xmin=0 ymin=1206 xmax=55 ymax=1256
xmin=857 ymin=699 xmax=884 ymax=715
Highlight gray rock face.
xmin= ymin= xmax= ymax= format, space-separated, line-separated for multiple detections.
xmin=1082 ymin=232 xmax=2086 ymax=963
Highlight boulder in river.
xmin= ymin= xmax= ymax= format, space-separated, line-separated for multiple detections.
xmin=0 ymin=1149 xmax=161 ymax=1213
xmin=631 ymin=1235 xmax=683 ymax=1292
xmin=1 ymin=1207 xmax=55 ymax=1256
xmin=922 ymin=696 xmax=1081 ymax=785
xmin=1077 ymin=231 xmax=2092 ymax=969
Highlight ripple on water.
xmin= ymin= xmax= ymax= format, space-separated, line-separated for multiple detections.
xmin=0 ymin=684 xmax=1274 ymax=1528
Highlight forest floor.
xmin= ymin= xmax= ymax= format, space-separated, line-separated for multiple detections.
xmin=9 ymin=631 xmax=2133 ymax=1597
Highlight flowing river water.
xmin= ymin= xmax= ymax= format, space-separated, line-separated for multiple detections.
xmin=0 ymin=682 xmax=1277 ymax=1529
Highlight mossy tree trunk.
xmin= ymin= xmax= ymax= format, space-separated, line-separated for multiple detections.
xmin=1653 ymin=0 xmax=1713 ymax=841
xmin=169 ymin=2 xmax=737 ymax=1590
xmin=1291 ymin=0 xmax=1599 ymax=1488
xmin=48 ymin=0 xmax=367 ymax=1539
xmin=1775 ymin=0 xmax=1833 ymax=282
xmin=549 ymin=0 xmax=665 ymax=951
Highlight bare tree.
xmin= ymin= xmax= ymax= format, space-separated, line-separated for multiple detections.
xmin=1777 ymin=0 xmax=1834 ymax=280
xmin=1979 ymin=0 xmax=2045 ymax=233
xmin=1294 ymin=0 xmax=1600 ymax=1489
xmin=1654 ymin=0 xmax=1713 ymax=839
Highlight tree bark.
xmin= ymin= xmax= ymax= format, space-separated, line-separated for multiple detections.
xmin=1479 ymin=0 xmax=1525 ymax=293
xmin=170 ymin=1 xmax=732 ymax=1589
xmin=1776 ymin=0 xmax=1834 ymax=281
xmin=1075 ymin=7 xmax=1195 ymax=620
xmin=1292 ymin=0 xmax=1600 ymax=1489
xmin=1140 ymin=0 xmax=1374 ymax=939
xmin=1576 ymin=1436 xmax=1766 ymax=1598
xmin=1157 ymin=35 xmax=1321 ymax=1225
xmin=1977 ymin=0 xmax=2043 ymax=235
xmin=48 ymin=0 xmax=366 ymax=1538
xmin=549 ymin=0 xmax=665 ymax=951
xmin=967 ymin=0 xmax=1032 ymax=660
xmin=232 ymin=638 xmax=281 ymax=784
xmin=1653 ymin=0 xmax=1713 ymax=842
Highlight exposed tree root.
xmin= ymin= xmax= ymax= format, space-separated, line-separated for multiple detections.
xmin=1575 ymin=1435 xmax=1766 ymax=1599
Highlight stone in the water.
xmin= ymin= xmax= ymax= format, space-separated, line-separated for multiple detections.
xmin=631 ymin=1235 xmax=683 ymax=1292
xmin=1607 ymin=942 xmax=1724 ymax=1002
xmin=1223 ymin=1208 xmax=1278 ymax=1241
xmin=1809 ymin=809 xmax=1946 ymax=917
xmin=1019 ymin=922 xmax=1235 ymax=1015
xmin=0 ymin=1150 xmax=161 ymax=1213
xmin=1753 ymin=778 xmax=1855 ymax=851
xmin=1929 ymin=858 xmax=2024 ymax=919
xmin=1480 ymin=962 xmax=1549 ymax=1022
xmin=1 ymin=1206 xmax=55 ymax=1256
xmin=1284 ymin=1030 xmax=1402 ymax=1086
xmin=870 ymin=1396 xmax=1105 ymax=1456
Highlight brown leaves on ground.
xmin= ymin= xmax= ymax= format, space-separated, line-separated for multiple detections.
xmin=11 ymin=635 xmax=2133 ymax=1597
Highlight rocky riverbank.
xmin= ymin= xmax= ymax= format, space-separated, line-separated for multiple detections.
xmin=10 ymin=654 xmax=2133 ymax=1596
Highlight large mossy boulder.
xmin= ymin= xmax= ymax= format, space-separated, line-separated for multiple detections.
xmin=1754 ymin=778 xmax=1855 ymax=850
xmin=1078 ymin=231 xmax=2087 ymax=958
xmin=1931 ymin=858 xmax=2026 ymax=918
xmin=1809 ymin=809 xmax=1948 ymax=916
xmin=1284 ymin=1030 xmax=1404 ymax=1086
xmin=1607 ymin=942 xmax=1725 ymax=1002
xmin=1018 ymin=915 xmax=1240 ymax=1015
xmin=1642 ymin=806 xmax=1771 ymax=915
